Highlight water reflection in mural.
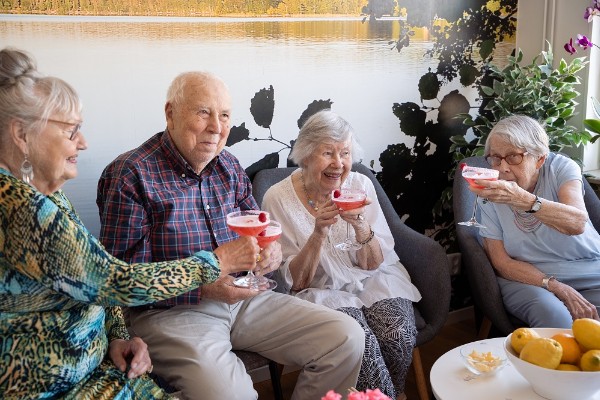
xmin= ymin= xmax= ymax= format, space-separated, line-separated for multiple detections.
xmin=1 ymin=15 xmax=513 ymax=240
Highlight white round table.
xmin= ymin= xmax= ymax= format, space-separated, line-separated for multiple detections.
xmin=430 ymin=337 xmax=546 ymax=400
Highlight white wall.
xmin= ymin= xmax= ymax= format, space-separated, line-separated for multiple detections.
xmin=517 ymin=0 xmax=599 ymax=171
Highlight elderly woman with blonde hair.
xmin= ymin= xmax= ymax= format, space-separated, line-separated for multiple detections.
xmin=469 ymin=114 xmax=600 ymax=328
xmin=0 ymin=47 xmax=256 ymax=399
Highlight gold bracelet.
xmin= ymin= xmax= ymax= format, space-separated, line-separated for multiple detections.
xmin=357 ymin=229 xmax=375 ymax=245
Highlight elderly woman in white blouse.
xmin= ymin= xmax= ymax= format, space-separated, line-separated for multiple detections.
xmin=262 ymin=110 xmax=421 ymax=400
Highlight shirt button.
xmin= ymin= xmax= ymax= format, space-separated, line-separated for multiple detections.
xmin=181 ymin=173 xmax=186 ymax=178
xmin=206 ymin=204 xmax=210 ymax=210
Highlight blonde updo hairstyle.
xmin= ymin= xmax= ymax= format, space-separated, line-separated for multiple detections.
xmin=289 ymin=109 xmax=364 ymax=168
xmin=0 ymin=47 xmax=82 ymax=148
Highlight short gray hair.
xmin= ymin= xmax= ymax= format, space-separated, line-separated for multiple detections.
xmin=166 ymin=71 xmax=228 ymax=109
xmin=289 ymin=110 xmax=364 ymax=168
xmin=485 ymin=115 xmax=549 ymax=157
xmin=0 ymin=47 xmax=81 ymax=140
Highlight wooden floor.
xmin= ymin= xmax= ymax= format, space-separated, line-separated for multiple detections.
xmin=255 ymin=312 xmax=478 ymax=400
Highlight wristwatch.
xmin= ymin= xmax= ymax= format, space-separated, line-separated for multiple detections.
xmin=542 ymin=275 xmax=555 ymax=290
xmin=526 ymin=195 xmax=542 ymax=213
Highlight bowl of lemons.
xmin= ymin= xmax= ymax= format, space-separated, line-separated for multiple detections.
xmin=459 ymin=342 xmax=507 ymax=376
xmin=504 ymin=319 xmax=600 ymax=400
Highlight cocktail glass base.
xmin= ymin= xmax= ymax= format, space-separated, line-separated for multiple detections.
xmin=334 ymin=240 xmax=362 ymax=251
xmin=233 ymin=275 xmax=278 ymax=291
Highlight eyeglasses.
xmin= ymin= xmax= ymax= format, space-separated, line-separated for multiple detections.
xmin=485 ymin=152 xmax=529 ymax=167
xmin=45 ymin=119 xmax=82 ymax=141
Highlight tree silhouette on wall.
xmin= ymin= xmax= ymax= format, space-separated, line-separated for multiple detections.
xmin=228 ymin=0 xmax=518 ymax=253
xmin=372 ymin=0 xmax=517 ymax=250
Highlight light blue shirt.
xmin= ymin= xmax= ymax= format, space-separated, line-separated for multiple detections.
xmin=479 ymin=153 xmax=600 ymax=279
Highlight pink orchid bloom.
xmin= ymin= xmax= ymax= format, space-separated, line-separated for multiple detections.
xmin=564 ymin=38 xmax=577 ymax=55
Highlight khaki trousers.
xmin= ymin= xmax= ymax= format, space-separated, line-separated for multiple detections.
xmin=129 ymin=291 xmax=364 ymax=400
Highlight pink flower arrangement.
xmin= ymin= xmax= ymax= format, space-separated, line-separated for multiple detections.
xmin=564 ymin=0 xmax=600 ymax=54
xmin=321 ymin=389 xmax=392 ymax=400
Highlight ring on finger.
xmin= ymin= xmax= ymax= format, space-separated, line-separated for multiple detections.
xmin=357 ymin=214 xmax=364 ymax=221
xmin=256 ymin=253 xmax=262 ymax=262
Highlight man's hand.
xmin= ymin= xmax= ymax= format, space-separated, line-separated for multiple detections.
xmin=108 ymin=337 xmax=153 ymax=379
xmin=201 ymin=275 xmax=261 ymax=304
xmin=214 ymin=236 xmax=260 ymax=275
xmin=254 ymin=241 xmax=283 ymax=277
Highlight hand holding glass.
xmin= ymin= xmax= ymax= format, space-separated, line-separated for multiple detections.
xmin=226 ymin=210 xmax=278 ymax=290
xmin=458 ymin=165 xmax=499 ymax=228
xmin=332 ymin=188 xmax=367 ymax=251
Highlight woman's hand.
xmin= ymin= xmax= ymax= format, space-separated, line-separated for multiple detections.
xmin=108 ymin=337 xmax=153 ymax=379
xmin=550 ymin=281 xmax=600 ymax=320
xmin=338 ymin=197 xmax=372 ymax=228
xmin=313 ymin=199 xmax=340 ymax=237
xmin=214 ymin=236 xmax=260 ymax=275
xmin=471 ymin=179 xmax=533 ymax=210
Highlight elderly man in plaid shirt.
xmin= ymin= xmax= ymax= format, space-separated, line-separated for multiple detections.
xmin=97 ymin=71 xmax=364 ymax=400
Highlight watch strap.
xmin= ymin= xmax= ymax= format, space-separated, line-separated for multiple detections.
xmin=526 ymin=195 xmax=542 ymax=214
xmin=542 ymin=275 xmax=555 ymax=290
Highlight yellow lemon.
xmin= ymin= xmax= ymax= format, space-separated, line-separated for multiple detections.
xmin=572 ymin=318 xmax=600 ymax=351
xmin=556 ymin=363 xmax=581 ymax=371
xmin=580 ymin=349 xmax=600 ymax=372
xmin=511 ymin=327 xmax=540 ymax=354
xmin=551 ymin=333 xmax=582 ymax=365
xmin=520 ymin=338 xmax=563 ymax=369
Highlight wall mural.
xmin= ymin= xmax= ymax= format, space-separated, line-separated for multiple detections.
xmin=223 ymin=0 xmax=518 ymax=310
xmin=229 ymin=0 xmax=517 ymax=254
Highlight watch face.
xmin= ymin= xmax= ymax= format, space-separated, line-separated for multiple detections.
xmin=532 ymin=199 xmax=542 ymax=212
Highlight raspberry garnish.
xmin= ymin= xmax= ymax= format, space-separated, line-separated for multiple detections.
xmin=258 ymin=230 xmax=266 ymax=236
xmin=333 ymin=189 xmax=341 ymax=198
xmin=258 ymin=212 xmax=267 ymax=222
xmin=459 ymin=162 xmax=467 ymax=170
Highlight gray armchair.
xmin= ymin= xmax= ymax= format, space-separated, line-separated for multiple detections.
xmin=252 ymin=163 xmax=451 ymax=400
xmin=453 ymin=155 xmax=600 ymax=338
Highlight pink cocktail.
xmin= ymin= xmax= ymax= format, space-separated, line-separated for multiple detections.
xmin=332 ymin=188 xmax=367 ymax=251
xmin=227 ymin=214 xmax=269 ymax=237
xmin=226 ymin=210 xmax=277 ymax=290
xmin=462 ymin=166 xmax=499 ymax=189
xmin=331 ymin=189 xmax=367 ymax=211
xmin=257 ymin=221 xmax=282 ymax=249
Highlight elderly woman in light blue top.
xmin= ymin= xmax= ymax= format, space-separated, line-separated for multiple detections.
xmin=469 ymin=115 xmax=600 ymax=328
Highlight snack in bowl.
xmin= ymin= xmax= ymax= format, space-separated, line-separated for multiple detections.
xmin=504 ymin=327 xmax=600 ymax=400
xmin=459 ymin=342 xmax=507 ymax=375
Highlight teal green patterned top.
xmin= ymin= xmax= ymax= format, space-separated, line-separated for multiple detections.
xmin=0 ymin=168 xmax=220 ymax=399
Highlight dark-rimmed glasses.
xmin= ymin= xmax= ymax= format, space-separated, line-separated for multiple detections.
xmin=485 ymin=152 xmax=528 ymax=167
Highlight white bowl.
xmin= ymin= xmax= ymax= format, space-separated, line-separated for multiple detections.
xmin=504 ymin=327 xmax=600 ymax=400
xmin=459 ymin=341 xmax=507 ymax=375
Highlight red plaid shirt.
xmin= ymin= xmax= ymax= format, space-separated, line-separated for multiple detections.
xmin=97 ymin=130 xmax=257 ymax=306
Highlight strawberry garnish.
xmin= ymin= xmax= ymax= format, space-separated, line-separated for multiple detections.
xmin=333 ymin=189 xmax=341 ymax=198
xmin=258 ymin=212 xmax=267 ymax=223
xmin=459 ymin=162 xmax=467 ymax=171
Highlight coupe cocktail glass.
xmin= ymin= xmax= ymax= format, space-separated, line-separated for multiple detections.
xmin=226 ymin=210 xmax=276 ymax=290
xmin=332 ymin=188 xmax=367 ymax=251
xmin=458 ymin=165 xmax=499 ymax=228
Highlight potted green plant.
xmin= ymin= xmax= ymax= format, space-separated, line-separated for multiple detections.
xmin=451 ymin=45 xmax=594 ymax=158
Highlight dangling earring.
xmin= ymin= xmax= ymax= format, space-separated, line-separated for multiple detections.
xmin=21 ymin=154 xmax=34 ymax=184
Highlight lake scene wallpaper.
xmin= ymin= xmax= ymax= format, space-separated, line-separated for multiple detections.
xmin=1 ymin=0 xmax=518 ymax=309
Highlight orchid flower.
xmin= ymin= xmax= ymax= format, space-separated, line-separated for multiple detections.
xmin=565 ymin=1 xmax=600 ymax=54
